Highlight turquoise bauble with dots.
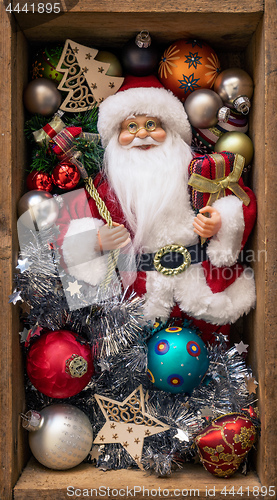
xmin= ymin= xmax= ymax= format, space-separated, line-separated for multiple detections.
xmin=146 ymin=326 xmax=210 ymax=394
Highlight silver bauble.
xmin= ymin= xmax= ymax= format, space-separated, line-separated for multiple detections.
xmin=23 ymin=78 xmax=62 ymax=115
xmin=17 ymin=190 xmax=59 ymax=230
xmin=22 ymin=405 xmax=93 ymax=470
xmin=214 ymin=68 xmax=254 ymax=115
xmin=184 ymin=89 xmax=230 ymax=128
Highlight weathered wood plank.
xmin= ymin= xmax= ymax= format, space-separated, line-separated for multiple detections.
xmin=10 ymin=0 xmax=264 ymax=13
xmin=0 ymin=6 xmax=29 ymax=500
xmin=13 ymin=11 xmax=262 ymax=50
xmin=262 ymin=0 xmax=277 ymax=489
xmin=0 ymin=5 xmax=17 ymax=500
xmin=14 ymin=458 xmax=262 ymax=500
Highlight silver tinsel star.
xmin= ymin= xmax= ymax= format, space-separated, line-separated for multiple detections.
xmin=19 ymin=327 xmax=30 ymax=343
xmin=66 ymin=280 xmax=82 ymax=296
xmin=245 ymin=375 xmax=258 ymax=394
xmin=200 ymin=406 xmax=214 ymax=418
xmin=174 ymin=428 xmax=190 ymax=442
xmin=235 ymin=341 xmax=249 ymax=355
xmin=16 ymin=258 xmax=32 ymax=273
xmin=8 ymin=290 xmax=23 ymax=304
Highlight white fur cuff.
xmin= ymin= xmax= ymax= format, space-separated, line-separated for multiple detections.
xmin=207 ymin=195 xmax=244 ymax=267
xmin=62 ymin=217 xmax=107 ymax=286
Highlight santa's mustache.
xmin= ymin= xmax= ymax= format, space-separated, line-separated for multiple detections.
xmin=121 ymin=136 xmax=162 ymax=149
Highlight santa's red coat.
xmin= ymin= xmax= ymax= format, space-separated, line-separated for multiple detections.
xmin=56 ymin=171 xmax=256 ymax=344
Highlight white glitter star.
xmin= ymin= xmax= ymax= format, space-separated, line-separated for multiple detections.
xmin=66 ymin=280 xmax=82 ymax=296
xmin=174 ymin=428 xmax=190 ymax=442
xmin=8 ymin=290 xmax=23 ymax=304
xmin=16 ymin=258 xmax=32 ymax=273
xmin=235 ymin=341 xmax=249 ymax=355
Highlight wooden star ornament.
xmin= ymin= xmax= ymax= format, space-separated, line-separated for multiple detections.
xmin=93 ymin=385 xmax=170 ymax=469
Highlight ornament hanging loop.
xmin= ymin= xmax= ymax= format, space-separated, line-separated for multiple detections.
xmin=233 ymin=96 xmax=251 ymax=115
xmin=21 ymin=410 xmax=43 ymax=431
xmin=135 ymin=30 xmax=152 ymax=48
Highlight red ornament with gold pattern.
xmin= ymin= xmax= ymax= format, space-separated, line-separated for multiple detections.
xmin=195 ymin=413 xmax=256 ymax=478
xmin=31 ymin=45 xmax=64 ymax=84
xmin=26 ymin=330 xmax=94 ymax=399
xmin=26 ymin=170 xmax=53 ymax=192
xmin=51 ymin=161 xmax=80 ymax=190
xmin=158 ymin=39 xmax=221 ymax=102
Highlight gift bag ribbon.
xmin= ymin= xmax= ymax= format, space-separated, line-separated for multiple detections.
xmin=188 ymin=153 xmax=250 ymax=207
xmin=33 ymin=115 xmax=65 ymax=145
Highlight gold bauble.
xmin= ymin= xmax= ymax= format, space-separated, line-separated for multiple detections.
xmin=23 ymin=78 xmax=62 ymax=115
xmin=95 ymin=51 xmax=123 ymax=77
xmin=214 ymin=132 xmax=254 ymax=166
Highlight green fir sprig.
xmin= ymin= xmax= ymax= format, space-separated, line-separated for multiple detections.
xmin=63 ymin=106 xmax=99 ymax=134
xmin=28 ymin=143 xmax=58 ymax=173
xmin=73 ymin=136 xmax=104 ymax=177
xmin=24 ymin=115 xmax=50 ymax=142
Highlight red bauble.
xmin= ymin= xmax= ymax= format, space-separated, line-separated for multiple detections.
xmin=26 ymin=170 xmax=53 ymax=192
xmin=158 ymin=39 xmax=221 ymax=102
xmin=51 ymin=161 xmax=80 ymax=190
xmin=195 ymin=413 xmax=256 ymax=478
xmin=26 ymin=330 xmax=94 ymax=398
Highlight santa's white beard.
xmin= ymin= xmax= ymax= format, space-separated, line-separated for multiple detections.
xmin=103 ymin=132 xmax=193 ymax=252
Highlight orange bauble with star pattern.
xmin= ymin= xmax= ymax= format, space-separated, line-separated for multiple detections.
xmin=158 ymin=39 xmax=221 ymax=102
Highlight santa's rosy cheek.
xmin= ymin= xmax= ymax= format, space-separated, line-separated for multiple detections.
xmin=118 ymin=131 xmax=134 ymax=146
xmin=151 ymin=128 xmax=167 ymax=143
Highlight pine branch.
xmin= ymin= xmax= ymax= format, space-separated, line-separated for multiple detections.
xmin=73 ymin=136 xmax=104 ymax=177
xmin=28 ymin=144 xmax=58 ymax=173
xmin=64 ymin=106 xmax=99 ymax=134
xmin=24 ymin=115 xmax=50 ymax=142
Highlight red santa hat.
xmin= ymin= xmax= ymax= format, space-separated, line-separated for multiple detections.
xmin=97 ymin=75 xmax=192 ymax=147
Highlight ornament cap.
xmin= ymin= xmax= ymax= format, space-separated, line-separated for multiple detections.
xmin=217 ymin=106 xmax=230 ymax=123
xmin=21 ymin=410 xmax=43 ymax=431
xmin=233 ymin=96 xmax=251 ymax=115
xmin=65 ymin=354 xmax=88 ymax=378
xmin=135 ymin=30 xmax=152 ymax=48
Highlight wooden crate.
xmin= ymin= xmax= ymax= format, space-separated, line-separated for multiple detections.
xmin=0 ymin=1 xmax=276 ymax=498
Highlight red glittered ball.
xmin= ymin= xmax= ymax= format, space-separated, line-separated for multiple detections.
xmin=51 ymin=161 xmax=80 ymax=190
xmin=26 ymin=330 xmax=94 ymax=398
xmin=26 ymin=170 xmax=53 ymax=192
xmin=195 ymin=413 xmax=256 ymax=478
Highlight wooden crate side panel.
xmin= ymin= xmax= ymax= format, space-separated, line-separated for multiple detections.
xmin=246 ymin=0 xmax=277 ymax=489
xmin=245 ymin=15 xmax=266 ymax=488
xmin=13 ymin=0 xmax=264 ymax=13
xmin=263 ymin=0 xmax=277 ymax=489
xmin=14 ymin=11 xmax=262 ymax=50
xmin=0 ymin=7 xmax=29 ymax=500
xmin=12 ymin=24 xmax=30 ymax=488
xmin=13 ymin=458 xmax=261 ymax=500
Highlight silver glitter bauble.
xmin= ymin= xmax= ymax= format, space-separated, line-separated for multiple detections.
xmin=214 ymin=68 xmax=253 ymax=115
xmin=184 ymin=89 xmax=230 ymax=128
xmin=23 ymin=78 xmax=62 ymax=115
xmin=22 ymin=404 xmax=93 ymax=470
xmin=17 ymin=190 xmax=59 ymax=230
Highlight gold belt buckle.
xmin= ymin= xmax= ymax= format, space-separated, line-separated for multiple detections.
xmin=153 ymin=244 xmax=191 ymax=276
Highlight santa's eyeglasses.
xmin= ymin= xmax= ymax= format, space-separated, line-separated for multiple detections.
xmin=127 ymin=119 xmax=157 ymax=134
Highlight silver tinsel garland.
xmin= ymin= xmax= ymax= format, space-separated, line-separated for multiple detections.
xmin=14 ymin=230 xmax=259 ymax=476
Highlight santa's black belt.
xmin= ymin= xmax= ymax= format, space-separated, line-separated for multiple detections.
xmin=136 ymin=243 xmax=207 ymax=276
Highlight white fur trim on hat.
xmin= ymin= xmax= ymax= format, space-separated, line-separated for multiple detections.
xmin=97 ymin=87 xmax=192 ymax=147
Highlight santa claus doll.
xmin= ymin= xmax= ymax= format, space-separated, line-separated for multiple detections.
xmin=56 ymin=75 xmax=256 ymax=342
